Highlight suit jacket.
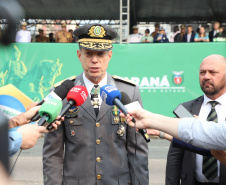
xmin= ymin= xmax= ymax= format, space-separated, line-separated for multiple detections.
xmin=43 ymin=73 xmax=149 ymax=185
xmin=182 ymin=33 xmax=195 ymax=42
xmin=166 ymin=96 xmax=226 ymax=185
xmin=154 ymin=34 xmax=169 ymax=43
xmin=172 ymin=138 xmax=211 ymax=156
xmin=174 ymin=33 xmax=183 ymax=42
xmin=209 ymin=30 xmax=215 ymax=42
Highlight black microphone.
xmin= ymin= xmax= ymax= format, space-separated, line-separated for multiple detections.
xmin=121 ymin=92 xmax=151 ymax=143
xmin=30 ymin=79 xmax=74 ymax=122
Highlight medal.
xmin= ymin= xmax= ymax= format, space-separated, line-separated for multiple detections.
xmin=114 ymin=116 xmax=120 ymax=123
xmin=117 ymin=125 xmax=125 ymax=137
xmin=120 ymin=117 xmax=126 ymax=123
xmin=91 ymin=97 xmax=100 ymax=108
xmin=71 ymin=130 xmax=75 ymax=137
xmin=112 ymin=106 xmax=120 ymax=116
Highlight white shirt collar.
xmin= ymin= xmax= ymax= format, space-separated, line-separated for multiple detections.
xmin=203 ymin=92 xmax=226 ymax=106
xmin=82 ymin=72 xmax=107 ymax=97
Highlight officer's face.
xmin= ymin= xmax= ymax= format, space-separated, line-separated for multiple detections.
xmin=77 ymin=48 xmax=112 ymax=84
xmin=199 ymin=55 xmax=226 ymax=99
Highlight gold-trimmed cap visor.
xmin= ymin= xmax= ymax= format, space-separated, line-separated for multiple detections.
xmin=78 ymin=38 xmax=113 ymax=51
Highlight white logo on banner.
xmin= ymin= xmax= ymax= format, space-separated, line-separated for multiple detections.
xmin=129 ymin=75 xmax=186 ymax=93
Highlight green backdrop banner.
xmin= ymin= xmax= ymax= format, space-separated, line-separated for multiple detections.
xmin=0 ymin=43 xmax=226 ymax=116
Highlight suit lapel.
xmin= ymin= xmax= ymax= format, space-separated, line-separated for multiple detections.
xmin=96 ymin=73 xmax=116 ymax=121
xmin=190 ymin=96 xmax=204 ymax=116
xmin=75 ymin=73 xmax=96 ymax=120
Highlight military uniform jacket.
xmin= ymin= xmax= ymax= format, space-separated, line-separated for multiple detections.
xmin=43 ymin=73 xmax=149 ymax=185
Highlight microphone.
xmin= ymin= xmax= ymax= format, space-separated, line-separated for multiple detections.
xmin=120 ymin=92 xmax=150 ymax=143
xmin=46 ymin=85 xmax=88 ymax=131
xmin=30 ymin=79 xmax=74 ymax=122
xmin=100 ymin=85 xmax=150 ymax=143
xmin=38 ymin=99 xmax=63 ymax=126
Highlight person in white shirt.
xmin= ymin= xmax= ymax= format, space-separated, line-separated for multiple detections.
xmin=15 ymin=22 xmax=31 ymax=43
xmin=128 ymin=25 xmax=142 ymax=43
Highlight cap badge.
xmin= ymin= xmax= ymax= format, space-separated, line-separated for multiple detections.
xmin=88 ymin=26 xmax=106 ymax=38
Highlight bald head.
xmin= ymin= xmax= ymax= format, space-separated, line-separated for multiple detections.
xmin=201 ymin=54 xmax=226 ymax=66
xmin=199 ymin=54 xmax=226 ymax=100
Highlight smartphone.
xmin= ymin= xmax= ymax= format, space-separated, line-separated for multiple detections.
xmin=173 ymin=104 xmax=193 ymax=118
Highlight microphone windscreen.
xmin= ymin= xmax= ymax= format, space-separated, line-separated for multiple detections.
xmin=100 ymin=85 xmax=121 ymax=106
xmin=54 ymin=80 xmax=75 ymax=100
xmin=39 ymin=99 xmax=63 ymax=123
xmin=66 ymin=86 xmax=88 ymax=106
xmin=120 ymin=92 xmax=132 ymax=105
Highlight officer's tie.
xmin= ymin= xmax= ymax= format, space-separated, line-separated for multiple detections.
xmin=91 ymin=85 xmax=100 ymax=116
xmin=202 ymin=101 xmax=219 ymax=180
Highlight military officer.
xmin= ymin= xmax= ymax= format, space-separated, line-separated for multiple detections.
xmin=55 ymin=22 xmax=72 ymax=43
xmin=128 ymin=25 xmax=142 ymax=43
xmin=43 ymin=23 xmax=149 ymax=185
xmin=36 ymin=29 xmax=49 ymax=42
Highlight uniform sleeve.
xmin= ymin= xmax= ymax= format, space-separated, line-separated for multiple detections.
xmin=126 ymin=85 xmax=149 ymax=185
xmin=178 ymin=118 xmax=226 ymax=150
xmin=42 ymin=119 xmax=65 ymax=185
xmin=8 ymin=131 xmax=22 ymax=156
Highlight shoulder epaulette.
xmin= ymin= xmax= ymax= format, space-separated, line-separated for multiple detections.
xmin=54 ymin=76 xmax=76 ymax=88
xmin=112 ymin=75 xmax=136 ymax=86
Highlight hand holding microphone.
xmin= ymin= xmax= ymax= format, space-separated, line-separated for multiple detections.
xmin=30 ymin=79 xmax=74 ymax=122
xmin=100 ymin=85 xmax=150 ymax=143
xmin=46 ymin=85 xmax=88 ymax=131
xmin=37 ymin=99 xmax=63 ymax=126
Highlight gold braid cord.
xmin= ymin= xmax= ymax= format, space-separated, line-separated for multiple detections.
xmin=79 ymin=41 xmax=112 ymax=50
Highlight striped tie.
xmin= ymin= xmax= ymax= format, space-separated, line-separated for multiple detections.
xmin=202 ymin=101 xmax=219 ymax=180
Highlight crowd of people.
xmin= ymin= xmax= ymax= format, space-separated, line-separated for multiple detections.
xmin=15 ymin=21 xmax=226 ymax=44
xmin=129 ymin=22 xmax=226 ymax=43
xmin=15 ymin=22 xmax=76 ymax=43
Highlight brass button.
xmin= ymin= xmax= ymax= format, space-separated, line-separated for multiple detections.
xmin=96 ymin=139 xmax=100 ymax=145
xmin=96 ymin=122 xmax=100 ymax=127
xmin=70 ymin=120 xmax=73 ymax=124
xmin=96 ymin=157 xmax=101 ymax=162
xmin=128 ymin=180 xmax=131 ymax=184
xmin=97 ymin=174 xmax=101 ymax=180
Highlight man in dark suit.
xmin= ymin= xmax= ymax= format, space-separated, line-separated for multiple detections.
xmin=183 ymin=25 xmax=195 ymax=42
xmin=166 ymin=54 xmax=226 ymax=185
xmin=209 ymin=22 xmax=220 ymax=42
xmin=174 ymin=25 xmax=186 ymax=42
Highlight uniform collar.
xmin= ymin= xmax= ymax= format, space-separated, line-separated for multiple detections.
xmin=82 ymin=72 xmax=107 ymax=96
